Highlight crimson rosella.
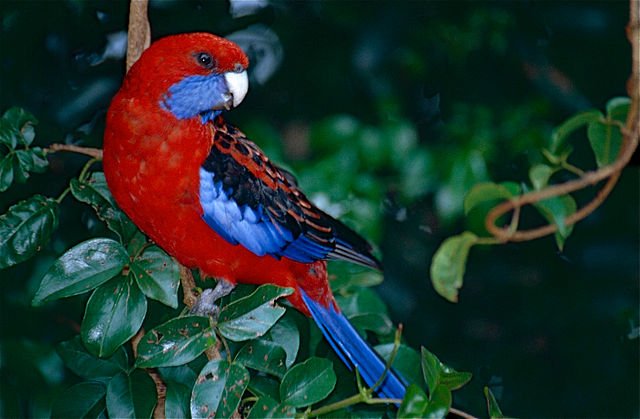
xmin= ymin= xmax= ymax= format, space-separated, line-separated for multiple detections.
xmin=103 ymin=32 xmax=406 ymax=401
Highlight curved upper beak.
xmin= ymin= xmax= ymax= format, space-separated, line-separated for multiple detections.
xmin=216 ymin=70 xmax=248 ymax=111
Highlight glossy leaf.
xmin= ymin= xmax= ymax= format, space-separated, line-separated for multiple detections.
xmin=423 ymin=385 xmax=452 ymax=418
xmin=263 ymin=313 xmax=300 ymax=367
xmin=0 ymin=152 xmax=15 ymax=191
xmin=421 ymin=347 xmax=471 ymax=393
xmin=165 ymin=382 xmax=192 ymax=419
xmin=484 ymin=386 xmax=505 ymax=418
xmin=279 ymin=357 xmax=336 ymax=408
xmin=130 ymin=245 xmax=180 ymax=308
xmin=534 ymin=194 xmax=577 ymax=251
xmin=81 ymin=276 xmax=147 ymax=358
xmin=550 ymin=110 xmax=602 ymax=153
xmin=136 ymin=316 xmax=215 ymax=368
xmin=190 ymin=360 xmax=250 ymax=418
xmin=247 ymin=396 xmax=296 ymax=419
xmin=56 ymin=336 xmax=128 ymax=380
xmin=217 ymin=285 xmax=294 ymax=342
xmin=0 ymin=195 xmax=58 ymax=270
xmin=50 ymin=381 xmax=106 ymax=419
xmin=0 ymin=107 xmax=37 ymax=148
xmin=32 ymin=238 xmax=128 ymax=306
xmin=397 ymin=384 xmax=429 ymax=418
xmin=587 ymin=120 xmax=623 ymax=168
xmin=235 ymin=339 xmax=288 ymax=378
xmin=247 ymin=374 xmax=281 ymax=401
xmin=430 ymin=231 xmax=478 ymax=302
xmin=70 ymin=172 xmax=137 ymax=242
xmin=349 ymin=312 xmax=393 ymax=336
xmin=375 ymin=343 xmax=424 ymax=388
xmin=106 ymin=370 xmax=157 ymax=419
xmin=464 ymin=182 xmax=519 ymax=214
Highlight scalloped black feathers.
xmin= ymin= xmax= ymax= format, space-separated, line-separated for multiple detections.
xmin=198 ymin=118 xmax=382 ymax=270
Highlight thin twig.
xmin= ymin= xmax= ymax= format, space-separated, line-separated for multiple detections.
xmin=45 ymin=143 xmax=103 ymax=160
xmin=485 ymin=3 xmax=640 ymax=243
xmin=450 ymin=406 xmax=479 ymax=419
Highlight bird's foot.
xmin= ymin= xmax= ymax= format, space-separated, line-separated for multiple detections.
xmin=189 ymin=280 xmax=236 ymax=317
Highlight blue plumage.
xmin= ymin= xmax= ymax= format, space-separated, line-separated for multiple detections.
xmin=301 ymin=290 xmax=407 ymax=401
xmin=160 ymin=73 xmax=226 ymax=121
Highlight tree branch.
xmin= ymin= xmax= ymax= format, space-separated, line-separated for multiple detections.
xmin=484 ymin=2 xmax=640 ymax=243
xmin=45 ymin=143 xmax=103 ymax=160
xmin=126 ymin=0 xmax=151 ymax=72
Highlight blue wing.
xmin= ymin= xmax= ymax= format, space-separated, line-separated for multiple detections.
xmin=198 ymin=119 xmax=381 ymax=270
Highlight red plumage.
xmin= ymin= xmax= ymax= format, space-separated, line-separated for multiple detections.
xmin=103 ymin=33 xmax=333 ymax=314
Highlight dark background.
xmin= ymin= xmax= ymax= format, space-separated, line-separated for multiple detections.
xmin=1 ymin=1 xmax=638 ymax=417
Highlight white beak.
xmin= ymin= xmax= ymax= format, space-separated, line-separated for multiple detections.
xmin=224 ymin=70 xmax=249 ymax=108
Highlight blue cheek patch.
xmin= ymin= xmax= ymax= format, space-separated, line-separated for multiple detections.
xmin=161 ymin=74 xmax=228 ymax=120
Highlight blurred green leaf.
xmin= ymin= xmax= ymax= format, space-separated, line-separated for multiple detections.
xmin=0 ymin=152 xmax=15 ymax=191
xmin=70 ymin=172 xmax=137 ymax=242
xmin=130 ymin=245 xmax=180 ymax=308
xmin=236 ymin=339 xmax=288 ymax=378
xmin=533 ymin=195 xmax=577 ymax=251
xmin=190 ymin=360 xmax=250 ymax=418
xmin=106 ymin=370 xmax=157 ymax=419
xmin=247 ymin=395 xmax=296 ymax=418
xmin=51 ymin=381 xmax=106 ymax=419
xmin=587 ymin=120 xmax=623 ymax=168
xmin=280 ymin=357 xmax=336 ymax=408
xmin=165 ymin=382 xmax=192 ymax=419
xmin=57 ymin=336 xmax=128 ymax=381
xmin=606 ymin=97 xmax=631 ymax=122
xmin=81 ymin=276 xmax=147 ymax=357
xmin=550 ymin=110 xmax=602 ymax=153
xmin=423 ymin=385 xmax=452 ymax=418
xmin=350 ymin=312 xmax=393 ymax=336
xmin=376 ymin=343 xmax=424 ymax=388
xmin=430 ymin=232 xmax=478 ymax=302
xmin=464 ymin=182 xmax=520 ymax=214
xmin=136 ymin=316 xmax=215 ymax=368
xmin=484 ymin=386 xmax=505 ymax=418
xmin=0 ymin=107 xmax=38 ymax=148
xmin=32 ymin=238 xmax=128 ymax=306
xmin=0 ymin=195 xmax=58 ymax=270
xmin=218 ymin=285 xmax=293 ymax=342
xmin=397 ymin=384 xmax=429 ymax=418
xmin=310 ymin=115 xmax=362 ymax=153
xmin=529 ymin=164 xmax=555 ymax=190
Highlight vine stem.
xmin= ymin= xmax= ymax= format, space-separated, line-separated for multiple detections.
xmin=44 ymin=143 xmax=103 ymax=159
xmin=484 ymin=1 xmax=640 ymax=243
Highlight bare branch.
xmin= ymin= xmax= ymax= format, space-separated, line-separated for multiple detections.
xmin=126 ymin=0 xmax=151 ymax=72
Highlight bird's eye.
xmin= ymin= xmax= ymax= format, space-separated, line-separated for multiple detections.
xmin=196 ymin=52 xmax=215 ymax=70
xmin=233 ymin=62 xmax=244 ymax=73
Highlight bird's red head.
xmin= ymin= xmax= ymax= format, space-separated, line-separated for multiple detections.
xmin=121 ymin=33 xmax=250 ymax=121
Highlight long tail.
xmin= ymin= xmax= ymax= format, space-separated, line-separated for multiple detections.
xmin=300 ymin=290 xmax=407 ymax=401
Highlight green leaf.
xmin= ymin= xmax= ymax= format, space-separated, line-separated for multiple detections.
xmin=430 ymin=232 xmax=478 ymax=302
xmin=0 ymin=107 xmax=38 ymax=148
xmin=70 ymin=172 xmax=138 ymax=242
xmin=423 ymin=385 xmax=452 ymax=418
xmin=130 ymin=245 xmax=180 ymax=308
xmin=190 ymin=360 xmax=250 ymax=418
xmin=279 ymin=357 xmax=336 ymax=408
xmin=606 ymin=97 xmax=631 ymax=122
xmin=50 ymin=381 xmax=106 ymax=419
xmin=464 ymin=182 xmax=519 ymax=214
xmin=81 ymin=276 xmax=147 ymax=357
xmin=421 ymin=347 xmax=471 ymax=394
xmin=484 ymin=386 xmax=505 ymax=418
xmin=550 ymin=110 xmax=602 ymax=153
xmin=165 ymin=382 xmax=192 ymax=419
xmin=247 ymin=374 xmax=281 ymax=401
xmin=0 ymin=153 xmax=15 ymax=192
xmin=529 ymin=164 xmax=555 ymax=190
xmin=349 ymin=312 xmax=393 ymax=336
xmin=587 ymin=120 xmax=623 ymax=168
xmin=106 ymin=370 xmax=157 ymax=419
xmin=56 ymin=336 xmax=128 ymax=380
xmin=217 ymin=285 xmax=294 ymax=342
xmin=533 ymin=194 xmax=577 ymax=250
xmin=263 ymin=313 xmax=300 ymax=368
xmin=375 ymin=343 xmax=424 ymax=388
xmin=136 ymin=316 xmax=215 ymax=368
xmin=247 ymin=396 xmax=296 ymax=419
xmin=0 ymin=195 xmax=58 ymax=270
xmin=32 ymin=238 xmax=129 ymax=306
xmin=397 ymin=384 xmax=429 ymax=418
xmin=235 ymin=339 xmax=288 ymax=378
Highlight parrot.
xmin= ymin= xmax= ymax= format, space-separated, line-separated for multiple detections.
xmin=103 ymin=32 xmax=406 ymax=401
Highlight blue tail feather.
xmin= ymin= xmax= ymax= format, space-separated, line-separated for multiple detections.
xmin=300 ymin=290 xmax=407 ymax=402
